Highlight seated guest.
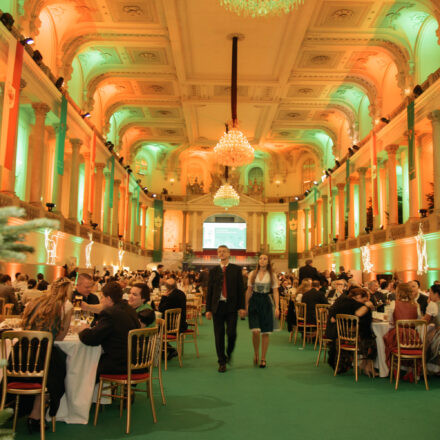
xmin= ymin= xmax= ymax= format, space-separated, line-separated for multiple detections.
xmin=425 ymin=285 xmax=440 ymax=373
xmin=409 ymin=280 xmax=428 ymax=315
xmin=327 ymin=280 xmax=346 ymax=301
xmin=0 ymin=274 xmax=19 ymax=313
xmin=79 ymin=282 xmax=140 ymax=378
xmin=128 ymin=283 xmax=156 ymax=328
xmin=367 ymin=280 xmax=387 ymax=312
xmin=383 ymin=283 xmax=421 ymax=373
xmin=326 ymin=288 xmax=377 ymax=376
xmin=158 ymin=278 xmax=187 ymax=332
xmin=74 ymin=273 xmax=100 ymax=305
xmin=36 ymin=273 xmax=49 ymax=291
xmin=21 ymin=279 xmax=45 ymax=305
xmin=18 ymin=277 xmax=73 ymax=429
xmin=287 ymin=279 xmax=312 ymax=332
xmin=14 ymin=274 xmax=28 ymax=297
xmin=294 ymin=278 xmax=312 ymax=303
xmin=301 ymin=280 xmax=328 ymax=324
xmin=337 ymin=266 xmax=352 ymax=282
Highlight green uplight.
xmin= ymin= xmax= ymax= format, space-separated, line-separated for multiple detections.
xmin=268 ymin=212 xmax=286 ymax=252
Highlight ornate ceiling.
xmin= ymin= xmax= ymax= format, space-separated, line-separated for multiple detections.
xmin=9 ymin=0 xmax=440 ymax=190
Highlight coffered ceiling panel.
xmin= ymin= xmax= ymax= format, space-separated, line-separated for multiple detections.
xmin=312 ymin=1 xmax=373 ymax=28
xmin=136 ymin=81 xmax=175 ymax=95
xmin=126 ymin=47 xmax=169 ymax=65
xmin=105 ymin=0 xmax=159 ymax=23
xmin=287 ymin=84 xmax=326 ymax=98
xmin=296 ymin=50 xmax=345 ymax=69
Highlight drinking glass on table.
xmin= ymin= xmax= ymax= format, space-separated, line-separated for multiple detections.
xmin=86 ymin=312 xmax=94 ymax=325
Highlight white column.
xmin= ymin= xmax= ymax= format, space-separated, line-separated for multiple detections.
xmin=386 ymin=144 xmax=399 ymax=225
xmin=357 ymin=167 xmax=368 ymax=233
xmin=68 ymin=138 xmax=82 ymax=220
xmin=428 ymin=110 xmax=440 ymax=213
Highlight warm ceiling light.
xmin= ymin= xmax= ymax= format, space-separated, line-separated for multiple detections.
xmin=219 ymin=0 xmax=302 ymax=17
xmin=213 ymin=183 xmax=240 ymax=209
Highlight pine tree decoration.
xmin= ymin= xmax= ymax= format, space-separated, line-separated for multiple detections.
xmin=0 ymin=206 xmax=59 ymax=261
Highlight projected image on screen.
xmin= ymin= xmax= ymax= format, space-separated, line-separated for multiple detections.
xmin=203 ymin=223 xmax=247 ymax=250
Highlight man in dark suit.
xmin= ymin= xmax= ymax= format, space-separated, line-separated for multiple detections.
xmin=206 ymin=245 xmax=245 ymax=372
xmin=298 ymin=259 xmax=320 ymax=284
xmin=367 ymin=280 xmax=388 ymax=313
xmin=74 ymin=273 xmax=100 ymax=305
xmin=302 ymin=280 xmax=328 ymax=324
xmin=158 ymin=278 xmax=188 ymax=332
xmin=409 ymin=280 xmax=428 ymax=315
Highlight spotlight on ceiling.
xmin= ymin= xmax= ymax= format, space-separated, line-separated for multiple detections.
xmin=0 ymin=13 xmax=15 ymax=30
xmin=45 ymin=202 xmax=55 ymax=212
xmin=118 ymin=156 xmax=124 ymax=164
xmin=413 ymin=85 xmax=423 ymax=97
xmin=127 ymin=167 xmax=132 ymax=174
xmin=32 ymin=50 xmax=43 ymax=64
xmin=352 ymin=145 xmax=360 ymax=151
xmin=294 ymin=196 xmax=299 ymax=201
xmin=105 ymin=141 xmax=114 ymax=151
xmin=81 ymin=112 xmax=91 ymax=119
xmin=55 ymin=77 xmax=64 ymax=90
xmin=21 ymin=37 xmax=34 ymax=45
xmin=325 ymin=170 xmax=330 ymax=177
xmin=327 ymin=168 xmax=333 ymax=174
xmin=152 ymin=193 xmax=157 ymax=198
xmin=380 ymin=117 xmax=390 ymax=124
xmin=419 ymin=208 xmax=428 ymax=218
xmin=348 ymin=147 xmax=354 ymax=156
xmin=335 ymin=160 xmax=340 ymax=167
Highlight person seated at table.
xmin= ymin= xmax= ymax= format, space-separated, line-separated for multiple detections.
xmin=367 ymin=280 xmax=388 ymax=312
xmin=424 ymin=284 xmax=440 ymax=374
xmin=326 ymin=288 xmax=377 ymax=376
xmin=73 ymin=273 xmax=100 ymax=306
xmin=286 ymin=279 xmax=311 ymax=332
xmin=79 ymin=282 xmax=140 ymax=380
xmin=0 ymin=274 xmax=19 ymax=314
xmin=17 ymin=277 xmax=73 ymax=431
xmin=383 ymin=282 xmax=421 ymax=377
xmin=409 ymin=279 xmax=428 ymax=315
xmin=294 ymin=278 xmax=312 ymax=303
xmin=21 ymin=278 xmax=45 ymax=305
xmin=327 ymin=280 xmax=346 ymax=301
xmin=301 ymin=280 xmax=328 ymax=325
xmin=128 ymin=283 xmax=156 ymax=328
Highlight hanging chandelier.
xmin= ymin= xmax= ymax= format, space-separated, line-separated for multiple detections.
xmin=213 ymin=183 xmax=240 ymax=209
xmin=219 ymin=0 xmax=302 ymax=17
xmin=215 ymin=35 xmax=254 ymax=168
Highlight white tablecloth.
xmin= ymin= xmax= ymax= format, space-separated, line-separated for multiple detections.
xmin=52 ymin=334 xmax=102 ymax=424
xmin=372 ymin=321 xmax=391 ymax=377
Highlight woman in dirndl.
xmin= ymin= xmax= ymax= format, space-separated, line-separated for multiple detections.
xmin=246 ymin=254 xmax=279 ymax=368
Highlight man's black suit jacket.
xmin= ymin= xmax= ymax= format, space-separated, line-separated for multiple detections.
xmin=301 ymin=288 xmax=328 ymax=324
xmin=158 ymin=288 xmax=188 ymax=332
xmin=298 ymin=264 xmax=320 ymax=284
xmin=207 ymin=263 xmax=245 ymax=314
xmin=417 ymin=293 xmax=428 ymax=315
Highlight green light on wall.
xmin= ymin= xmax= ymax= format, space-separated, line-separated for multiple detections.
xmin=268 ymin=212 xmax=286 ymax=252
xmin=14 ymin=117 xmax=29 ymax=200
xmin=354 ymin=184 xmax=359 ymax=237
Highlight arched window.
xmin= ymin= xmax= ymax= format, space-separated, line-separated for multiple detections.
xmin=248 ymin=167 xmax=263 ymax=185
xmin=302 ymin=159 xmax=316 ymax=193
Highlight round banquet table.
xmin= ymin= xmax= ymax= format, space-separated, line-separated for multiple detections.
xmin=51 ymin=333 xmax=102 ymax=424
xmin=372 ymin=321 xmax=391 ymax=378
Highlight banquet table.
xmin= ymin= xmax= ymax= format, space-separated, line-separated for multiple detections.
xmin=51 ymin=333 xmax=102 ymax=424
xmin=372 ymin=321 xmax=391 ymax=378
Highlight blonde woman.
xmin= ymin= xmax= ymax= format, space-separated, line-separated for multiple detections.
xmin=294 ymin=278 xmax=312 ymax=303
xmin=18 ymin=277 xmax=73 ymax=431
xmin=246 ymin=254 xmax=279 ymax=368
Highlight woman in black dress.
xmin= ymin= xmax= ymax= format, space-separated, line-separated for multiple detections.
xmin=326 ymin=287 xmax=377 ymax=376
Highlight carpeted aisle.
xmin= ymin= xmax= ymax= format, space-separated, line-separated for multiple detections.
xmin=15 ymin=319 xmax=440 ymax=440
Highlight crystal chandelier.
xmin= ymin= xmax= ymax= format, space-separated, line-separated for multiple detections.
xmin=213 ymin=183 xmax=240 ymax=209
xmin=214 ymin=127 xmax=254 ymax=167
xmin=220 ymin=0 xmax=302 ymax=17
xmin=215 ymin=35 xmax=254 ymax=168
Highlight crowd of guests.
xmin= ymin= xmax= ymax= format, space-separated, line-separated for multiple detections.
xmin=0 ymin=267 xmax=204 ymax=431
xmin=281 ymin=260 xmax=440 ymax=378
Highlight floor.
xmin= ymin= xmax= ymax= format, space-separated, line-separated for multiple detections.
xmin=14 ymin=319 xmax=440 ymax=440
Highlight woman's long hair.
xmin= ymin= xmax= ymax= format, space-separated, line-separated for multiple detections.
xmin=249 ymin=254 xmax=275 ymax=286
xmin=22 ymin=277 xmax=73 ymax=334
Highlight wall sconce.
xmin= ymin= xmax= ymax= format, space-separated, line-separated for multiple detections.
xmin=419 ymin=209 xmax=428 ymax=218
xmin=45 ymin=202 xmax=55 ymax=212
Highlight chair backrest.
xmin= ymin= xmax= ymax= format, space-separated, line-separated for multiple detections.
xmin=280 ymin=297 xmax=289 ymax=315
xmin=0 ymin=298 xmax=5 ymax=315
xmin=4 ymin=304 xmax=13 ymax=316
xmin=186 ymin=305 xmax=198 ymax=322
xmin=164 ymin=308 xmax=181 ymax=334
xmin=316 ymin=304 xmax=330 ymax=333
xmin=1 ymin=330 xmax=53 ymax=388
xmin=154 ymin=318 xmax=165 ymax=367
xmin=395 ymin=319 xmax=426 ymax=351
xmin=127 ymin=327 xmax=158 ymax=376
xmin=295 ymin=302 xmax=306 ymax=324
xmin=336 ymin=314 xmax=359 ymax=345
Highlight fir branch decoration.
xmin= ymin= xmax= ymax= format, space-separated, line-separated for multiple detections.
xmin=0 ymin=206 xmax=59 ymax=261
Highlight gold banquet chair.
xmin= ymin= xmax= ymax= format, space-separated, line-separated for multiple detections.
xmin=162 ymin=308 xmax=182 ymax=371
xmin=94 ymin=327 xmax=159 ymax=433
xmin=335 ymin=314 xmax=359 ymax=381
xmin=315 ymin=304 xmax=331 ymax=366
xmin=180 ymin=305 xmax=199 ymax=358
xmin=0 ymin=330 xmax=55 ymax=440
xmin=153 ymin=318 xmax=166 ymax=406
xmin=293 ymin=303 xmax=317 ymax=348
xmin=279 ymin=297 xmax=289 ymax=330
xmin=390 ymin=319 xmax=429 ymax=391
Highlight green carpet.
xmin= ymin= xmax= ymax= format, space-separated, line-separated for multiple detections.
xmin=14 ymin=319 xmax=440 ymax=440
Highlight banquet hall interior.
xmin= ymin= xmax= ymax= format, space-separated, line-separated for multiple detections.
xmin=0 ymin=0 xmax=440 ymax=439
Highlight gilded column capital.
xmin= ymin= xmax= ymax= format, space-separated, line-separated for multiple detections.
xmin=357 ymin=167 xmax=368 ymax=175
xmin=95 ymin=162 xmax=106 ymax=171
xmin=114 ymin=178 xmax=121 ymax=187
xmin=336 ymin=183 xmax=345 ymax=191
xmin=69 ymin=138 xmax=83 ymax=149
xmin=31 ymin=102 xmax=50 ymax=117
xmin=349 ymin=176 xmax=359 ymax=184
xmin=385 ymin=144 xmax=399 ymax=155
xmin=428 ymin=109 xmax=440 ymax=123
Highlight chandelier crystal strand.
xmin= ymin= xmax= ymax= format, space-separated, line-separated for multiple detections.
xmin=220 ymin=0 xmax=302 ymax=17
xmin=213 ymin=183 xmax=240 ymax=209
